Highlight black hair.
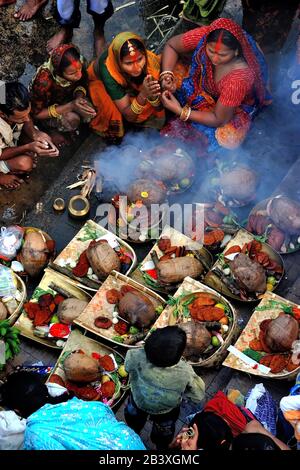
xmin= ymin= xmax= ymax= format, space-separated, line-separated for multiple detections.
xmin=144 ymin=326 xmax=186 ymax=367
xmin=120 ymin=38 xmax=146 ymax=61
xmin=0 ymin=371 xmax=71 ymax=419
xmin=190 ymin=411 xmax=233 ymax=450
xmin=232 ymin=432 xmax=280 ymax=451
xmin=57 ymin=47 xmax=81 ymax=76
xmin=207 ymin=28 xmax=243 ymax=57
xmin=0 ymin=82 xmax=30 ymax=116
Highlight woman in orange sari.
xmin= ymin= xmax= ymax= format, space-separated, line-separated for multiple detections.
xmin=88 ymin=32 xmax=165 ymax=140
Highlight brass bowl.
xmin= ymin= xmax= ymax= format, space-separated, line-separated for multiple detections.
xmin=53 ymin=197 xmax=65 ymax=212
xmin=68 ymin=195 xmax=90 ymax=219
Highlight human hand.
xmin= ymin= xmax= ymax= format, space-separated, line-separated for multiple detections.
xmin=160 ymin=90 xmax=182 ymax=115
xmin=180 ymin=424 xmax=199 ymax=451
xmin=72 ymin=98 xmax=97 ymax=118
xmin=31 ymin=130 xmax=60 ymax=156
xmin=160 ymin=76 xmax=176 ymax=93
xmin=141 ymin=75 xmax=161 ymax=99
xmin=27 ymin=140 xmax=59 ymax=157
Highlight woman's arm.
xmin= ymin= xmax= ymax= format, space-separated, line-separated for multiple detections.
xmin=244 ymin=420 xmax=291 ymax=450
xmin=114 ymin=76 xmax=161 ymax=123
xmin=161 ymin=91 xmax=234 ymax=127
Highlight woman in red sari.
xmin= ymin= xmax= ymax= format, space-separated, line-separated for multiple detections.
xmin=160 ymin=18 xmax=271 ymax=153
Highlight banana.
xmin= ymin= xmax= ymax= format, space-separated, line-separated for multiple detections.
xmin=0 ymin=327 xmax=7 ymax=337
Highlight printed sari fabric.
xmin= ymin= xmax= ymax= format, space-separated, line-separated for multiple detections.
xmin=30 ymin=44 xmax=88 ymax=120
xmin=88 ymin=32 xmax=166 ymax=139
xmin=162 ymin=18 xmax=272 ymax=153
xmin=24 ymin=397 xmax=146 ymax=450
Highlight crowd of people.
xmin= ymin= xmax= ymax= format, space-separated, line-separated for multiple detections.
xmin=2 ymin=0 xmax=293 ymax=189
xmin=0 ymin=0 xmax=300 ymax=452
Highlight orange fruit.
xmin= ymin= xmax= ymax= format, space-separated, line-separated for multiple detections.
xmin=219 ymin=316 xmax=229 ymax=325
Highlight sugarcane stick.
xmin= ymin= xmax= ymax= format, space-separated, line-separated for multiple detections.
xmin=123 ymin=331 xmax=149 ymax=345
xmin=48 ymin=283 xmax=73 ymax=298
xmin=212 ymin=267 xmax=241 ymax=296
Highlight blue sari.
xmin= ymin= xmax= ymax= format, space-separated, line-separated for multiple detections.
xmin=24 ymin=397 xmax=146 ymax=450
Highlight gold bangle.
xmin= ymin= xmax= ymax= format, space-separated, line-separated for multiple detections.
xmin=179 ymin=105 xmax=191 ymax=122
xmin=131 ymin=98 xmax=145 ymax=115
xmin=159 ymin=71 xmax=175 ymax=81
xmin=147 ymin=96 xmax=161 ymax=107
xmin=48 ymin=104 xmax=62 ymax=119
xmin=73 ymin=86 xmax=87 ymax=97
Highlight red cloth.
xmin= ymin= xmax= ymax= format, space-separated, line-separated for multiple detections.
xmin=218 ymin=68 xmax=255 ymax=107
xmin=204 ymin=391 xmax=253 ymax=437
xmin=181 ymin=18 xmax=266 ymax=108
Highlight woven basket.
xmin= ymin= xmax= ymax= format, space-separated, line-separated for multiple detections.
xmin=149 ymin=276 xmax=238 ymax=368
xmin=223 ymin=291 xmax=300 ymax=380
xmin=47 ymin=329 xmax=128 ymax=409
xmin=52 ymin=220 xmax=137 ymax=291
xmin=14 ymin=268 xmax=92 ymax=349
xmin=74 ymin=271 xmax=166 ymax=349
xmin=204 ymin=228 xmax=285 ymax=303
xmin=130 ymin=224 xmax=213 ymax=294
xmin=7 ymin=273 xmax=27 ymax=326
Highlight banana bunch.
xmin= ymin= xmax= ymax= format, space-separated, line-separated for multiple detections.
xmin=0 ymin=319 xmax=21 ymax=362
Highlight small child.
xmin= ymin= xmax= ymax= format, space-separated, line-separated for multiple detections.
xmin=124 ymin=326 xmax=205 ymax=450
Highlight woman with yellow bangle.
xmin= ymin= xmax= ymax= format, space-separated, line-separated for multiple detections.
xmin=30 ymin=44 xmax=96 ymax=147
xmin=88 ymin=32 xmax=166 ymax=141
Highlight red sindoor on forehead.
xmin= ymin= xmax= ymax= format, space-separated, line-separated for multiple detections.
xmin=215 ymin=31 xmax=224 ymax=54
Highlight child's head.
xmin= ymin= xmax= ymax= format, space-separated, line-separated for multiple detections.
xmin=0 ymin=82 xmax=31 ymax=124
xmin=190 ymin=411 xmax=233 ymax=450
xmin=231 ymin=432 xmax=280 ymax=450
xmin=52 ymin=45 xmax=83 ymax=83
xmin=144 ymin=326 xmax=186 ymax=367
xmin=0 ymin=371 xmax=70 ymax=418
xmin=0 ymin=371 xmax=49 ymax=418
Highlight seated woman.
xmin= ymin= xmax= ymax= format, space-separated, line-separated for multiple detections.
xmin=160 ymin=18 xmax=272 ymax=153
xmin=170 ymin=391 xmax=290 ymax=450
xmin=30 ymin=44 xmax=96 ymax=146
xmin=0 ymin=371 xmax=146 ymax=450
xmin=88 ymin=32 xmax=164 ymax=141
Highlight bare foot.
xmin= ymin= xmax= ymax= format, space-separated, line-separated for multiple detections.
xmin=47 ymin=27 xmax=73 ymax=54
xmin=0 ymin=174 xmax=23 ymax=190
xmin=94 ymin=29 xmax=106 ymax=58
xmin=14 ymin=0 xmax=47 ymax=21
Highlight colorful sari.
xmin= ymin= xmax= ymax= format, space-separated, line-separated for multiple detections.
xmin=30 ymin=44 xmax=88 ymax=130
xmin=88 ymin=32 xmax=165 ymax=139
xmin=162 ymin=18 xmax=272 ymax=153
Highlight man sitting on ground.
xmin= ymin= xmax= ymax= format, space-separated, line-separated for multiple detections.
xmin=0 ymin=82 xmax=58 ymax=190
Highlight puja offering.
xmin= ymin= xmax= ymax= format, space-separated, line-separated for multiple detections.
xmin=15 ymin=269 xmax=91 ymax=348
xmin=137 ymin=144 xmax=195 ymax=194
xmin=131 ymin=225 xmax=213 ymax=294
xmin=204 ymin=229 xmax=284 ymax=302
xmin=247 ymin=195 xmax=300 ymax=253
xmin=187 ymin=201 xmax=238 ymax=253
xmin=0 ymin=266 xmax=26 ymax=325
xmin=223 ymin=291 xmax=300 ymax=378
xmin=74 ymin=272 xmax=165 ymax=348
xmin=110 ymin=180 xmax=168 ymax=243
xmin=47 ymin=329 xmax=128 ymax=407
xmin=208 ymin=163 xmax=259 ymax=207
xmin=0 ymin=226 xmax=55 ymax=278
xmin=52 ymin=220 xmax=136 ymax=289
xmin=148 ymin=277 xmax=237 ymax=367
